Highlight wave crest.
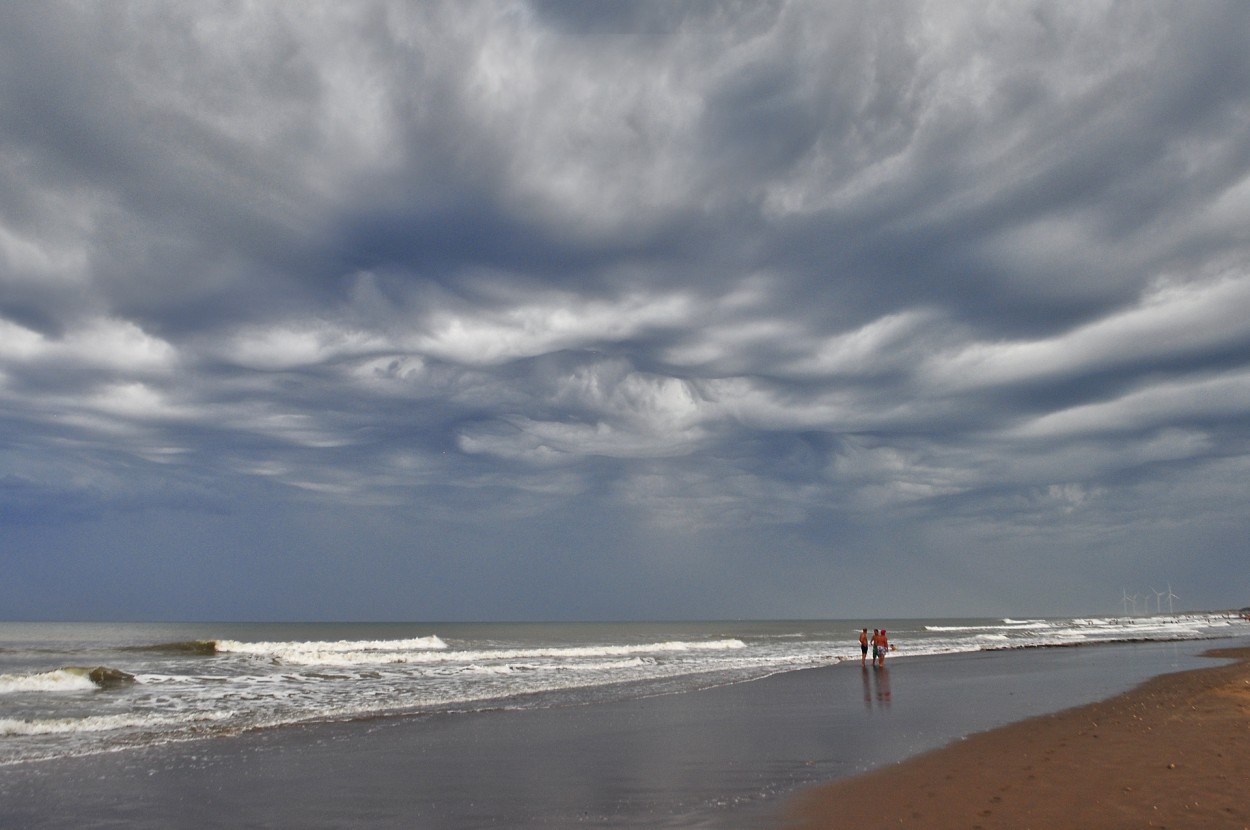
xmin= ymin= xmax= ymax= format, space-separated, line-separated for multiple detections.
xmin=212 ymin=637 xmax=745 ymax=667
xmin=126 ymin=640 xmax=220 ymax=655
xmin=215 ymin=635 xmax=447 ymax=655
xmin=0 ymin=666 xmax=136 ymax=694
xmin=0 ymin=709 xmax=232 ymax=737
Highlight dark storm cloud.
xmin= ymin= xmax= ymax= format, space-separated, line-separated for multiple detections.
xmin=3 ymin=1 xmax=1250 ymax=618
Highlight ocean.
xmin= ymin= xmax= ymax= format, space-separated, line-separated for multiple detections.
xmin=2 ymin=613 xmax=1244 ymax=770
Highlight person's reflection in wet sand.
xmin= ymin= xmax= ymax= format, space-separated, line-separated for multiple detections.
xmin=872 ymin=666 xmax=892 ymax=707
xmin=862 ymin=664 xmax=892 ymax=709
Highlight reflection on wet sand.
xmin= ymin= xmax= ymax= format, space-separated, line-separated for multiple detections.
xmin=861 ymin=665 xmax=891 ymax=710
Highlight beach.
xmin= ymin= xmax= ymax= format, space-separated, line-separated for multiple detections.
xmin=2 ymin=631 xmax=1245 ymax=829
xmin=783 ymin=645 xmax=1250 ymax=830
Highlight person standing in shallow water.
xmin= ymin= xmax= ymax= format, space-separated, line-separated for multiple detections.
xmin=873 ymin=629 xmax=890 ymax=667
xmin=859 ymin=629 xmax=869 ymax=665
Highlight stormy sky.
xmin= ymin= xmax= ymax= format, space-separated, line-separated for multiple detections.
xmin=3 ymin=2 xmax=1249 ymax=622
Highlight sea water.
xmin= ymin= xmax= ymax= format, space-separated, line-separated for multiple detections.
xmin=1 ymin=614 xmax=1245 ymax=767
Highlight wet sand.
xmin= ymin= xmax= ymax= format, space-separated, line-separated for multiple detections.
xmin=782 ymin=646 xmax=1250 ymax=830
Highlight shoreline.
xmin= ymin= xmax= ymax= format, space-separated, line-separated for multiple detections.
xmin=1 ymin=637 xmax=1243 ymax=828
xmin=779 ymin=645 xmax=1250 ymax=829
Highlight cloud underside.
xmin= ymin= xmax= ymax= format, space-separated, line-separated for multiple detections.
xmin=2 ymin=0 xmax=1250 ymax=540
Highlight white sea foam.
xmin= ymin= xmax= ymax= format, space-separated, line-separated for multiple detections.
xmin=927 ymin=621 xmax=1050 ymax=632
xmin=220 ymin=638 xmax=746 ymax=667
xmin=0 ymin=669 xmax=98 ymax=694
xmin=214 ymin=635 xmax=447 ymax=656
xmin=926 ymin=624 xmax=1019 ymax=632
xmin=473 ymin=657 xmax=654 ymax=674
xmin=0 ymin=710 xmax=234 ymax=737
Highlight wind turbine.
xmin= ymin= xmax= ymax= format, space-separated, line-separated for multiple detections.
xmin=1166 ymin=584 xmax=1179 ymax=615
xmin=1131 ymin=593 xmax=1140 ymax=615
xmin=1151 ymin=588 xmax=1164 ymax=614
xmin=1121 ymin=588 xmax=1131 ymax=616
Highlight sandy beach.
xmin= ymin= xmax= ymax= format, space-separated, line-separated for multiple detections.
xmin=782 ymin=646 xmax=1250 ymax=830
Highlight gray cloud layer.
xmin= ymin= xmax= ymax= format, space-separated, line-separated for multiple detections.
xmin=3 ymin=2 xmax=1249 ymax=620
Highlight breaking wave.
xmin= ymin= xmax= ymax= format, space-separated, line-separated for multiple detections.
xmin=0 ymin=666 xmax=136 ymax=694
xmin=213 ymin=636 xmax=448 ymax=664
xmin=927 ymin=619 xmax=1051 ymax=632
xmin=0 ymin=710 xmax=233 ymax=738
xmin=125 ymin=640 xmax=221 ymax=655
xmin=210 ymin=637 xmax=743 ymax=667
